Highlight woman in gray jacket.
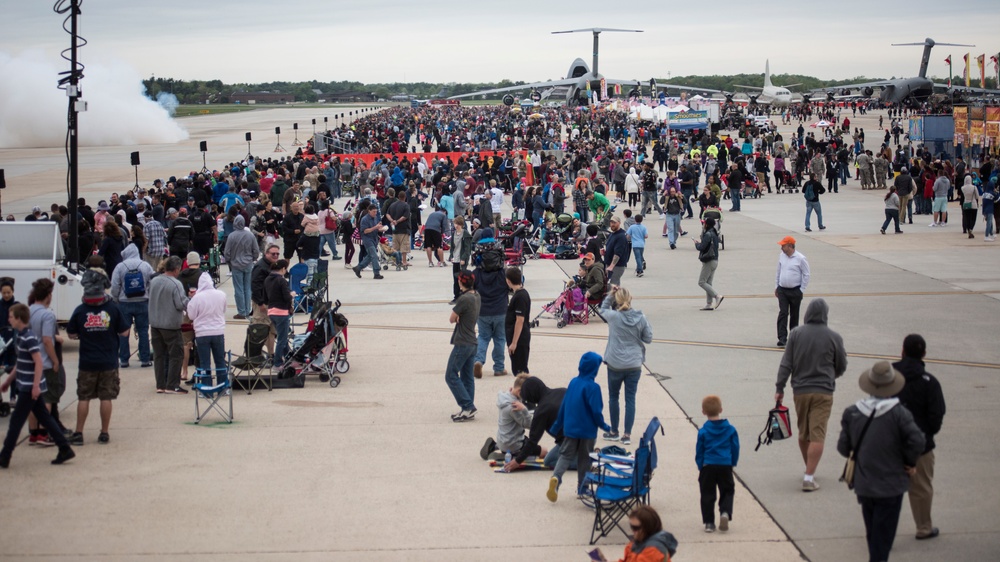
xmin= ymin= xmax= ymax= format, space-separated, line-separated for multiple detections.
xmin=600 ymin=286 xmax=653 ymax=445
xmin=838 ymin=361 xmax=925 ymax=562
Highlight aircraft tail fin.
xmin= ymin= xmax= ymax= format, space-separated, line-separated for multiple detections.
xmin=764 ymin=59 xmax=773 ymax=89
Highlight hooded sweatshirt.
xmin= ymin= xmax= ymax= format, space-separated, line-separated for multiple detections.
xmin=775 ymin=299 xmax=848 ymax=395
xmin=893 ymin=356 xmax=946 ymax=454
xmin=622 ymin=530 xmax=679 ymax=562
xmin=600 ymin=293 xmax=653 ymax=370
xmin=550 ymin=352 xmax=611 ymax=440
xmin=837 ymin=396 xmax=925 ymax=498
xmin=515 ymin=377 xmax=566 ymax=463
xmin=496 ymin=390 xmax=532 ymax=453
xmin=223 ymin=215 xmax=260 ymax=270
xmin=186 ymin=272 xmax=227 ymax=337
xmin=110 ymin=244 xmax=154 ymax=303
xmin=696 ymin=418 xmax=740 ymax=470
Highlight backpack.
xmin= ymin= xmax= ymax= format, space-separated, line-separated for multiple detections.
xmin=324 ymin=212 xmax=338 ymax=231
xmin=755 ymin=402 xmax=792 ymax=451
xmin=123 ymin=265 xmax=146 ymax=298
xmin=478 ymin=245 xmax=505 ymax=272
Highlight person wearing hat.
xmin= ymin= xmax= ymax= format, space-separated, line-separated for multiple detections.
xmin=837 ymin=361 xmax=925 ymax=562
xmin=569 ymin=252 xmax=606 ymax=302
xmin=892 ymin=334 xmax=946 ymax=540
xmin=774 ymin=236 xmax=810 ymax=347
xmin=775 ymin=298 xmax=847 ymax=491
xmin=24 ymin=206 xmax=45 ymax=222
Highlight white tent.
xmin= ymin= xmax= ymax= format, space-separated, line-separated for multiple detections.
xmin=652 ymin=104 xmax=669 ymax=122
xmin=630 ymin=103 xmax=655 ymax=121
xmin=665 ymin=104 xmax=690 ymax=113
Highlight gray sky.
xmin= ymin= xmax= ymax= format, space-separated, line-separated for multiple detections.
xmin=4 ymin=0 xmax=1000 ymax=84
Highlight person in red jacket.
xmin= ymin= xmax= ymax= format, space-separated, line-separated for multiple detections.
xmin=594 ymin=506 xmax=678 ymax=562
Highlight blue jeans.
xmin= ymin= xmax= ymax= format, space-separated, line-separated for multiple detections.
xmin=666 ymin=212 xmax=681 ymax=245
xmin=633 ymin=247 xmax=645 ymax=273
xmin=445 ymin=344 xmax=477 ymax=411
xmin=545 ymin=443 xmax=576 ymax=470
xmin=356 ymin=240 xmax=380 ymax=274
xmin=118 ymin=300 xmax=150 ymax=364
xmin=474 ymin=315 xmax=506 ymax=373
xmin=838 ymin=161 xmax=848 ymax=186
xmin=607 ymin=367 xmax=641 ymax=435
xmin=805 ymin=200 xmax=824 ymax=229
xmin=195 ymin=334 xmax=227 ymax=384
xmin=270 ymin=314 xmax=291 ymax=363
xmin=985 ymin=213 xmax=995 ymax=238
xmin=729 ymin=188 xmax=741 ymax=211
xmin=320 ymin=232 xmax=340 ymax=257
xmin=231 ymin=266 xmax=253 ymax=317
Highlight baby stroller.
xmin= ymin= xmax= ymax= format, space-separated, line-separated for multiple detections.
xmin=278 ymin=300 xmax=350 ymax=388
xmin=776 ymin=170 xmax=799 ymax=194
xmin=201 ymin=246 xmax=222 ymax=285
xmin=530 ymin=283 xmax=589 ymax=328
xmin=700 ymin=207 xmax=725 ymax=250
xmin=498 ymin=221 xmax=535 ymax=266
xmin=741 ymin=175 xmax=762 ymax=199
xmin=377 ymin=236 xmax=412 ymax=270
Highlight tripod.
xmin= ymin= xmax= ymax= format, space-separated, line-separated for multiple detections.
xmin=200 ymin=152 xmax=209 ymax=174
xmin=274 ymin=133 xmax=286 ymax=153
xmin=292 ymin=129 xmax=302 ymax=146
xmin=246 ymin=140 xmax=253 ymax=162
xmin=133 ymin=164 xmax=140 ymax=190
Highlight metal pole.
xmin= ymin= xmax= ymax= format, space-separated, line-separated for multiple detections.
xmin=592 ymin=31 xmax=599 ymax=78
xmin=67 ymin=0 xmax=81 ymax=272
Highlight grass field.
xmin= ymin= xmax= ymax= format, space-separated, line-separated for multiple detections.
xmin=173 ymin=104 xmax=261 ymax=117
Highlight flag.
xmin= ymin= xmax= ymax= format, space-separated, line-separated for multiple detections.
xmin=600 ymin=78 xmax=606 ymax=101
xmin=978 ymin=54 xmax=986 ymax=88
xmin=964 ymin=53 xmax=970 ymax=88
xmin=585 ymin=80 xmax=591 ymax=92
xmin=614 ymin=83 xmax=621 ymax=96
xmin=945 ymin=55 xmax=952 ymax=87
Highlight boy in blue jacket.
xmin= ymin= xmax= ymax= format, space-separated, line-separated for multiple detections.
xmin=547 ymin=351 xmax=611 ymax=502
xmin=696 ymin=395 xmax=739 ymax=533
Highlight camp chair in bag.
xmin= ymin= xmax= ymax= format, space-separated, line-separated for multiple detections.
xmin=231 ymin=323 xmax=272 ymax=394
xmin=193 ymin=364 xmax=233 ymax=424
xmin=589 ymin=440 xmax=653 ymax=544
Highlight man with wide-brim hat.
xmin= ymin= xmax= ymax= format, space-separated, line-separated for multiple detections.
xmin=837 ymin=361 xmax=926 ymax=562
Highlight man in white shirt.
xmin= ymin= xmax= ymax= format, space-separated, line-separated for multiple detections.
xmin=775 ymin=236 xmax=810 ymax=347
xmin=489 ymin=180 xmax=505 ymax=227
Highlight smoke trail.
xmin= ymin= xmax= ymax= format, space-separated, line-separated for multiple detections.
xmin=155 ymin=91 xmax=180 ymax=116
xmin=0 ymin=50 xmax=188 ymax=149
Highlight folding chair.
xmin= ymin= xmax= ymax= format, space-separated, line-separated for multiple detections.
xmin=193 ymin=363 xmax=233 ymax=424
xmin=589 ymin=439 xmax=652 ymax=544
xmin=289 ymin=262 xmax=311 ymax=315
xmin=231 ymin=324 xmax=272 ymax=394
xmin=295 ymin=259 xmax=328 ymax=314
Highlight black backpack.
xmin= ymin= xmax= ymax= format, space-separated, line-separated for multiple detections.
xmin=478 ymin=246 xmax=505 ymax=272
xmin=122 ymin=266 xmax=146 ymax=298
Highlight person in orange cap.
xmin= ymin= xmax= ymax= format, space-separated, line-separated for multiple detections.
xmin=775 ymin=236 xmax=810 ymax=347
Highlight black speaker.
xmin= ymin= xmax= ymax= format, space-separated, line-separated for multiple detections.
xmin=311 ymin=119 xmax=316 ymax=125
xmin=0 ymin=169 xmax=5 ymax=189
xmin=293 ymin=123 xmax=298 ymax=130
xmin=323 ymin=117 xmax=328 ymax=123
xmin=275 ymin=127 xmax=281 ymax=135
xmin=340 ymin=113 xmax=344 ymax=118
xmin=245 ymin=132 xmax=252 ymax=142
xmin=199 ymin=141 xmax=208 ymax=152
xmin=130 ymin=151 xmax=140 ymax=166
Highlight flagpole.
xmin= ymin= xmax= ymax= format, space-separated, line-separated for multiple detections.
xmin=946 ymin=55 xmax=952 ymax=88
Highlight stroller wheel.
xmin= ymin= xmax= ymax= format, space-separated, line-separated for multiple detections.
xmin=335 ymin=359 xmax=350 ymax=373
xmin=382 ymin=264 xmax=388 ymax=270
xmin=556 ymin=320 xmax=566 ymax=329
xmin=319 ymin=373 xmax=330 ymax=382
xmin=330 ymin=376 xmax=341 ymax=388
xmin=279 ymin=366 xmax=296 ymax=380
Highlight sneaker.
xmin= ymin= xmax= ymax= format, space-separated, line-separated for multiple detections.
xmin=480 ymin=437 xmax=497 ymax=460
xmin=233 ymin=314 xmax=247 ymax=320
xmin=120 ymin=362 xmax=129 ymax=369
xmin=331 ymin=256 xmax=342 ymax=261
xmin=352 ymin=266 xmax=362 ymax=278
xmin=52 ymin=446 xmax=75 ymax=465
xmin=804 ymin=228 xmax=812 ymax=232
xmin=451 ymin=408 xmax=476 ymax=422
xmin=714 ymin=295 xmax=725 ymax=310
xmin=157 ymin=388 xmax=166 ymax=393
xmin=802 ymin=479 xmax=820 ymax=492
xmin=69 ymin=432 xmax=84 ymax=446
xmin=37 ymin=435 xmax=57 ymax=447
xmin=621 ymin=435 xmax=631 ymax=446
xmin=704 ymin=523 xmax=716 ymax=533
xmin=428 ymin=262 xmax=436 ymax=268
xmin=636 ymin=271 xmax=644 ymax=278
xmin=777 ymin=340 xmax=786 ymax=347
xmin=28 ymin=434 xmax=41 ymax=446
xmin=98 ymin=432 xmax=110 ymax=444
xmin=140 ymin=361 xmax=153 ymax=368
xmin=166 ymin=387 xmax=189 ymax=395
xmin=473 ymin=362 xmax=483 ymax=379
xmin=373 ymin=275 xmax=385 ymax=280
xmin=819 ymin=226 xmax=826 ymax=230
xmin=493 ymin=370 xmax=510 ymax=377
xmin=915 ymin=527 xmax=940 ymax=540
xmin=700 ymin=306 xmax=715 ymax=311
xmin=669 ymin=243 xmax=676 ymax=249
xmin=344 ymin=263 xmax=353 ymax=269
xmin=929 ymin=223 xmax=938 ymax=227
xmin=0 ymin=455 xmax=9 ymax=469
xmin=602 ymin=431 xmax=620 ymax=441
xmin=719 ymin=513 xmax=730 ymax=532
xmin=547 ymin=476 xmax=560 ymax=503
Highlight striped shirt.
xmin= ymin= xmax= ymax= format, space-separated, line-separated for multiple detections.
xmin=14 ymin=327 xmax=46 ymax=393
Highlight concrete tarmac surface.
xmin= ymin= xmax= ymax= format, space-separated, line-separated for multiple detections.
xmin=0 ymin=107 xmax=997 ymax=561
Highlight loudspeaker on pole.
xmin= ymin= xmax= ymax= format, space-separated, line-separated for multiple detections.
xmin=245 ymin=132 xmax=252 ymax=142
xmin=0 ymin=169 xmax=6 ymax=189
xmin=130 ymin=151 xmax=140 ymax=166
xmin=200 ymin=141 xmax=208 ymax=152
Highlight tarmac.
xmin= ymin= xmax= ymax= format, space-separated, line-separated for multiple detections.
xmin=0 ymin=107 xmax=998 ymax=561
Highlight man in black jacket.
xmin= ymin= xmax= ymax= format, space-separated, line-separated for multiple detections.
xmin=504 ymin=376 xmax=566 ymax=471
xmin=250 ymin=244 xmax=279 ymax=356
xmin=893 ymin=334 xmax=946 ymax=540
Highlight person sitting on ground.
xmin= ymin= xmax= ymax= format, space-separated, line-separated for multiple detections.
xmin=480 ymin=373 xmax=533 ymax=462
xmin=503 ymin=375 xmax=566 ymax=472
xmin=593 ymin=505 xmax=678 ymax=562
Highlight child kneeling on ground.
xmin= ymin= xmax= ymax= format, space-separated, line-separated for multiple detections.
xmin=480 ymin=373 xmax=532 ymax=462
xmin=696 ymin=394 xmax=740 ymax=533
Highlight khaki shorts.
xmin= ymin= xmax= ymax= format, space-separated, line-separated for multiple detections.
xmin=391 ymin=234 xmax=410 ymax=252
xmin=793 ymin=393 xmax=833 ymax=442
xmin=77 ymin=369 xmax=121 ymax=401
xmin=42 ymin=367 xmax=65 ymax=405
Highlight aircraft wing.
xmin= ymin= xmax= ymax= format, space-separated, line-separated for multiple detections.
xmin=733 ymin=84 xmax=764 ymax=91
xmin=809 ymin=80 xmax=891 ymax=93
xmin=447 ymin=78 xmax=580 ymax=99
xmin=936 ymin=83 xmax=1000 ymax=94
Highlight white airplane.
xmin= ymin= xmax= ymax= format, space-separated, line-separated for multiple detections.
xmin=727 ymin=60 xmax=796 ymax=106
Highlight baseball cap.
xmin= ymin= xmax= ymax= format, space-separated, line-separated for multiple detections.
xmin=778 ymin=235 xmax=796 ymax=246
xmin=583 ymin=252 xmax=596 ymax=261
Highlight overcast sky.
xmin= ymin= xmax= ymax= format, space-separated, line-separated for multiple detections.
xmin=4 ymin=0 xmax=999 ymax=85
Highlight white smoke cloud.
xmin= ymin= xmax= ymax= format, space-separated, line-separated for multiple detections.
xmin=156 ymin=91 xmax=180 ymax=116
xmin=0 ymin=50 xmax=188 ymax=149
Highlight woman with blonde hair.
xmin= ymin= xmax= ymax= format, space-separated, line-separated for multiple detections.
xmin=599 ymin=285 xmax=652 ymax=446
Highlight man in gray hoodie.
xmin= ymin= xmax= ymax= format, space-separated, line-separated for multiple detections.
xmin=223 ymin=215 xmax=260 ymax=320
xmin=109 ymin=244 xmax=154 ymax=369
xmin=148 ymin=256 xmax=190 ymax=394
xmin=774 ymin=298 xmax=847 ymax=491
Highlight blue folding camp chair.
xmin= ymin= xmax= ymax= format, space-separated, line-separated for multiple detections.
xmin=193 ymin=361 xmax=233 ymax=424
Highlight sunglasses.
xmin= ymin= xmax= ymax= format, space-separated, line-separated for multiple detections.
xmin=630 ymin=524 xmax=642 ymax=532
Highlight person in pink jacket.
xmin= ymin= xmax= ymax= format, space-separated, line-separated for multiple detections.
xmin=185 ymin=272 xmax=228 ymax=384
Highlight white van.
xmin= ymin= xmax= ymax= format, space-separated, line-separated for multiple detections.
xmin=0 ymin=222 xmax=84 ymax=323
